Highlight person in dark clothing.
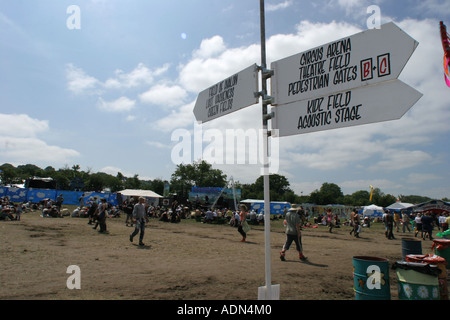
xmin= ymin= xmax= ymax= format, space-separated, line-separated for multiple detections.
xmin=124 ymin=199 xmax=134 ymax=227
xmin=383 ymin=210 xmax=395 ymax=240
xmin=97 ymin=198 xmax=108 ymax=233
xmin=87 ymin=198 xmax=98 ymax=225
xmin=421 ymin=211 xmax=434 ymax=240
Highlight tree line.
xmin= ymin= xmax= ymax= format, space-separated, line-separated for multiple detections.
xmin=1 ymin=161 xmax=445 ymax=207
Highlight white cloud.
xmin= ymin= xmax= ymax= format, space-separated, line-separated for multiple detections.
xmin=146 ymin=141 xmax=171 ymax=149
xmin=155 ymin=101 xmax=196 ymax=132
xmin=139 ymin=84 xmax=187 ymax=108
xmin=179 ymin=38 xmax=259 ymax=93
xmin=193 ymin=36 xmax=227 ymax=59
xmin=0 ymin=114 xmax=80 ymax=165
xmin=0 ymin=113 xmax=48 ymax=138
xmin=266 ymin=1 xmax=293 ymax=12
xmin=415 ymin=0 xmax=450 ymax=16
xmin=66 ymin=63 xmax=100 ymax=94
xmin=404 ymin=173 xmax=441 ymax=184
xmin=0 ymin=137 xmax=80 ymax=163
xmin=104 ymin=63 xmax=157 ymax=89
xmin=97 ymin=96 xmax=136 ymax=112
xmin=66 ymin=62 xmax=170 ymax=94
xmin=369 ymin=151 xmax=432 ymax=171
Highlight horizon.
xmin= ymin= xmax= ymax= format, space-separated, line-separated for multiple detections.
xmin=1 ymin=1 xmax=449 ymax=200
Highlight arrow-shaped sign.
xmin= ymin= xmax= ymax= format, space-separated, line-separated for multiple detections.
xmin=270 ymin=22 xmax=419 ymax=106
xmin=193 ymin=64 xmax=259 ymax=123
xmin=271 ymin=79 xmax=422 ymax=137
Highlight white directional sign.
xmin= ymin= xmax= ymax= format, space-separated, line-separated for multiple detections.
xmin=271 ymin=79 xmax=423 ymax=137
xmin=193 ymin=64 xmax=259 ymax=123
xmin=270 ymin=22 xmax=419 ymax=106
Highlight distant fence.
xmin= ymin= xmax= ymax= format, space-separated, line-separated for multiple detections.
xmin=0 ymin=186 xmax=119 ymax=206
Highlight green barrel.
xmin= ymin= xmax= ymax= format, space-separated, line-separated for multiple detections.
xmin=401 ymin=238 xmax=422 ymax=260
xmin=353 ymin=256 xmax=390 ymax=300
xmin=393 ymin=261 xmax=441 ymax=300
xmin=432 ymin=239 xmax=450 ymax=269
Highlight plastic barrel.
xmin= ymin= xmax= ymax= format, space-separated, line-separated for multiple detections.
xmin=401 ymin=238 xmax=422 ymax=260
xmin=393 ymin=261 xmax=441 ymax=300
xmin=353 ymin=256 xmax=390 ymax=300
xmin=406 ymin=254 xmax=448 ymax=300
xmin=432 ymin=239 xmax=450 ymax=269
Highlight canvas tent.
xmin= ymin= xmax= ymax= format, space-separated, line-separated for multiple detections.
xmin=363 ymin=204 xmax=384 ymax=217
xmin=386 ymin=202 xmax=414 ymax=211
xmin=411 ymin=200 xmax=450 ymax=214
xmin=118 ymin=189 xmax=163 ymax=204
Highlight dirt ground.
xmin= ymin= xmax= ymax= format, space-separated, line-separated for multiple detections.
xmin=0 ymin=208 xmax=444 ymax=301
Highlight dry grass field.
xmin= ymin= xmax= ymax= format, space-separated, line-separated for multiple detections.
xmin=0 ymin=207 xmax=444 ymax=301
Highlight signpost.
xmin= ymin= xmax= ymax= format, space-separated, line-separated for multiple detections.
xmin=272 ymin=79 xmax=423 ymax=137
xmin=192 ymin=1 xmax=421 ymax=300
xmin=193 ymin=64 xmax=259 ymax=123
xmin=270 ymin=22 xmax=419 ymax=106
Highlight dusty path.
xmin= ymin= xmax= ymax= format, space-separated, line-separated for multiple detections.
xmin=0 ymin=210 xmax=442 ymax=300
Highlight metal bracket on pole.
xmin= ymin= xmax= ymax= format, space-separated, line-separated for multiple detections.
xmin=257 ymin=65 xmax=274 ymax=80
xmin=263 ymin=95 xmax=274 ymax=105
xmin=254 ymin=91 xmax=274 ymax=105
xmin=263 ymin=111 xmax=274 ymax=121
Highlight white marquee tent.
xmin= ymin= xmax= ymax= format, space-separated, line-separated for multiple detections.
xmin=119 ymin=189 xmax=163 ymax=199
xmin=363 ymin=204 xmax=384 ymax=217
xmin=386 ymin=202 xmax=414 ymax=211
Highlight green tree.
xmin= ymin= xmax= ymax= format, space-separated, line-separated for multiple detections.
xmin=170 ymin=160 xmax=227 ymax=199
xmin=16 ymin=164 xmax=44 ymax=179
xmin=350 ymin=190 xmax=371 ymax=206
xmin=252 ymin=174 xmax=293 ymax=201
xmin=0 ymin=164 xmax=19 ymax=185
xmin=309 ymin=183 xmax=344 ymax=205
xmin=124 ymin=174 xmax=141 ymax=189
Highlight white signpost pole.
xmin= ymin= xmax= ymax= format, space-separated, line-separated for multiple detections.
xmin=192 ymin=0 xmax=279 ymax=300
xmin=257 ymin=0 xmax=280 ymax=300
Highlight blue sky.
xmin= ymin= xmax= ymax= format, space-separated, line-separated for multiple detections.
xmin=1 ymin=0 xmax=449 ymax=199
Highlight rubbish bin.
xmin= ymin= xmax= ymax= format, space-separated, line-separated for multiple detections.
xmin=392 ymin=261 xmax=441 ymax=300
xmin=401 ymin=238 xmax=422 ymax=260
xmin=406 ymin=254 xmax=448 ymax=300
xmin=353 ymin=256 xmax=390 ymax=300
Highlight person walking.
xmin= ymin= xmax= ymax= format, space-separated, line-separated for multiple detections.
xmin=414 ymin=213 xmax=423 ymax=238
xmin=87 ymin=197 xmax=98 ymax=225
xmin=124 ymin=199 xmax=134 ymax=227
xmin=237 ymin=204 xmax=249 ymax=242
xmin=383 ymin=210 xmax=395 ymax=240
xmin=402 ymin=211 xmax=411 ymax=233
xmin=97 ymin=198 xmax=108 ymax=234
xmin=421 ymin=211 xmax=434 ymax=240
xmin=350 ymin=209 xmax=361 ymax=238
xmin=55 ymin=193 xmax=64 ymax=212
xmin=280 ymin=205 xmax=307 ymax=261
xmin=326 ymin=209 xmax=334 ymax=233
xmin=129 ymin=197 xmax=149 ymax=246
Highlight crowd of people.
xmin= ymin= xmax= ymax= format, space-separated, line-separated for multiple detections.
xmin=2 ymin=193 xmax=450 ymax=250
xmin=0 ymin=197 xmax=33 ymax=221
